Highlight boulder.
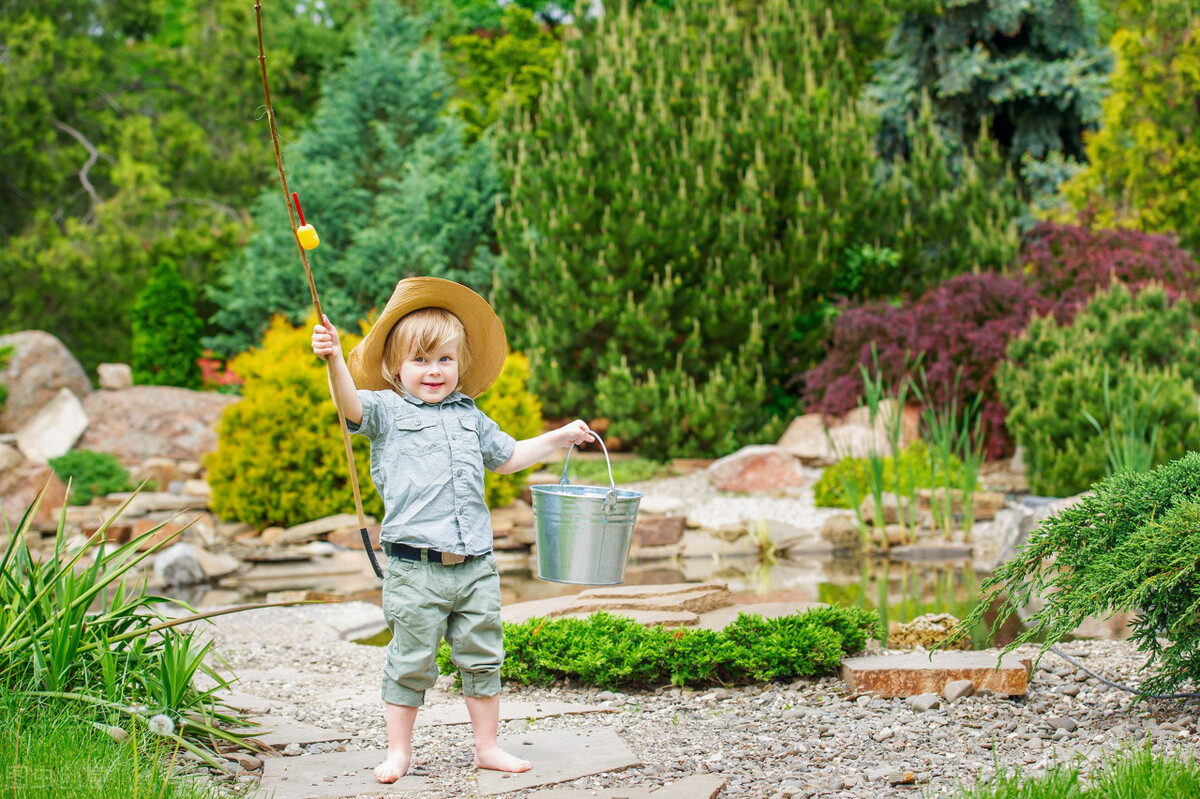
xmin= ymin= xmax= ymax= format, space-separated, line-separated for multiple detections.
xmin=886 ymin=613 xmax=971 ymax=650
xmin=0 ymin=331 xmax=93 ymax=433
xmin=15 ymin=388 xmax=89 ymax=463
xmin=777 ymin=400 xmax=920 ymax=465
xmin=78 ymin=386 xmax=238 ymax=463
xmin=154 ymin=543 xmax=206 ymax=586
xmin=0 ymin=462 xmax=68 ymax=531
xmin=819 ymin=514 xmax=862 ymax=549
xmin=96 ymin=363 xmax=133 ymax=390
xmin=707 ymin=445 xmax=805 ymax=493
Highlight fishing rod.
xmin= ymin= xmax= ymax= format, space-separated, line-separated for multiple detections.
xmin=254 ymin=1 xmax=383 ymax=579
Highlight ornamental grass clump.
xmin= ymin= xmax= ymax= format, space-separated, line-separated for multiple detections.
xmin=437 ymin=607 xmax=879 ymax=690
xmin=953 ymin=451 xmax=1200 ymax=697
xmin=1 ymin=483 xmax=274 ymax=765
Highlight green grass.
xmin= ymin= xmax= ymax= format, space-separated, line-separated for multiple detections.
xmin=540 ymin=455 xmax=674 ymax=486
xmin=950 ymin=747 xmax=1200 ymax=798
xmin=0 ymin=691 xmax=224 ymax=799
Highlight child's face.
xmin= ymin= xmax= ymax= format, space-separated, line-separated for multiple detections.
xmin=398 ymin=338 xmax=460 ymax=404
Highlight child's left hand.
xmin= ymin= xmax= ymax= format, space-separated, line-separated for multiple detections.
xmin=559 ymin=420 xmax=596 ymax=448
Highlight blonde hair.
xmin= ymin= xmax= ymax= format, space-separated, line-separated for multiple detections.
xmin=380 ymin=308 xmax=471 ymax=395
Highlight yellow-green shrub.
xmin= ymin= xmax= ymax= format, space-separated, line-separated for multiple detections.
xmin=205 ymin=314 xmax=383 ymax=528
xmin=476 ymin=350 xmax=543 ymax=508
xmin=812 ymin=440 xmax=960 ymax=508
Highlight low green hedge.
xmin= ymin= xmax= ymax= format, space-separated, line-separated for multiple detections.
xmin=437 ymin=607 xmax=880 ymax=690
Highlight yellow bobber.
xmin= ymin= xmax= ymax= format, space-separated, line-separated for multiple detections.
xmin=297 ymin=224 xmax=320 ymax=250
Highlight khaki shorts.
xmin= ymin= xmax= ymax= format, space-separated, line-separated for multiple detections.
xmin=380 ymin=552 xmax=503 ymax=707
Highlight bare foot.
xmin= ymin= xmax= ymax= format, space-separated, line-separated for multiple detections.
xmin=474 ymin=746 xmax=532 ymax=773
xmin=374 ymin=749 xmax=411 ymax=783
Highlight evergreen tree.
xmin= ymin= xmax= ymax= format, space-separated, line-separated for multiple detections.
xmin=131 ymin=258 xmax=204 ymax=389
xmin=865 ymin=0 xmax=1111 ymax=190
xmin=1053 ymin=2 xmax=1200 ymax=252
xmin=208 ymin=0 xmax=501 ymax=355
xmin=496 ymin=0 xmax=1022 ymax=458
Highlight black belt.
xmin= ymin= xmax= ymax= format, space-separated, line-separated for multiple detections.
xmin=383 ymin=542 xmax=484 ymax=565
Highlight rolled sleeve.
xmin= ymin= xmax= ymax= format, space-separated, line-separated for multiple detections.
xmin=475 ymin=409 xmax=516 ymax=471
xmin=349 ymin=389 xmax=384 ymax=437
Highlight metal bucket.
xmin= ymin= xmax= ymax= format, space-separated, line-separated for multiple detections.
xmin=530 ymin=432 xmax=643 ymax=585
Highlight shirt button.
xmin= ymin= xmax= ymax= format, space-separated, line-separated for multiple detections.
xmin=452 ymin=434 xmax=458 ymax=440
xmin=456 ymin=469 xmax=463 ymax=476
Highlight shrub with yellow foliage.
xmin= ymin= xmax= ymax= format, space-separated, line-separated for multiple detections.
xmin=205 ymin=314 xmax=382 ymax=528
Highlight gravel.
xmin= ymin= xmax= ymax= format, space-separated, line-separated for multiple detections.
xmin=203 ymin=604 xmax=1200 ymax=799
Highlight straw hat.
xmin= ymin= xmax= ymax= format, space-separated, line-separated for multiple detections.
xmin=346 ymin=277 xmax=507 ymax=398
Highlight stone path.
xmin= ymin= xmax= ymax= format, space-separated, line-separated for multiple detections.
xmin=200 ymin=602 xmax=1200 ymax=799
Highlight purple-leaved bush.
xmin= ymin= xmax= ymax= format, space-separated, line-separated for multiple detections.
xmin=801 ymin=223 xmax=1200 ymax=459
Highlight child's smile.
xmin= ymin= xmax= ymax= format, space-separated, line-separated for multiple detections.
xmin=399 ymin=340 xmax=460 ymax=404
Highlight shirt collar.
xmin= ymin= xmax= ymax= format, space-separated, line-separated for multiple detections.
xmin=399 ymin=390 xmax=472 ymax=408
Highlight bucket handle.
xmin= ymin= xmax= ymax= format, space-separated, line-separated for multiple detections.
xmin=559 ymin=430 xmax=620 ymax=515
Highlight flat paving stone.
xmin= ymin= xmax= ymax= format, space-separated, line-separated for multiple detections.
xmin=251 ymin=715 xmax=352 ymax=748
xmin=476 ymin=728 xmax=641 ymax=795
xmin=842 ymin=650 xmax=1032 ymax=698
xmin=416 ymin=699 xmax=616 ymax=727
xmin=259 ymin=749 xmax=432 ymax=798
xmin=524 ymin=773 xmax=727 ymax=798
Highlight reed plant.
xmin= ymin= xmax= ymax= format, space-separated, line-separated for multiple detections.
xmin=1082 ymin=365 xmax=1162 ymax=478
xmin=913 ymin=368 xmax=986 ymax=541
xmin=1 ymin=481 xmax=286 ymax=766
xmin=852 ymin=345 xmax=922 ymax=548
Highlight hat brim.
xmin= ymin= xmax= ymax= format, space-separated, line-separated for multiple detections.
xmin=346 ymin=277 xmax=507 ymax=398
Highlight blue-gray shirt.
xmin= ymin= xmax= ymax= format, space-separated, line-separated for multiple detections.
xmin=349 ymin=389 xmax=516 ymax=555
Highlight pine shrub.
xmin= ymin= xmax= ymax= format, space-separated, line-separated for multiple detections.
xmin=998 ymin=282 xmax=1200 ymax=497
xmin=205 ymin=314 xmax=383 ymax=528
xmin=437 ymin=607 xmax=879 ymax=689
xmin=47 ymin=450 xmax=133 ymax=506
xmin=497 ymin=0 xmax=1022 ymax=459
xmin=957 ymin=451 xmax=1200 ymax=697
xmin=475 ymin=350 xmax=543 ymax=508
xmin=803 ymin=273 xmax=1049 ymax=459
xmin=131 ymin=259 xmax=203 ymax=389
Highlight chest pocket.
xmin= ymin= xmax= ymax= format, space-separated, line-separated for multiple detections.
xmin=458 ymin=416 xmax=487 ymax=473
xmin=395 ymin=416 xmax=445 ymax=458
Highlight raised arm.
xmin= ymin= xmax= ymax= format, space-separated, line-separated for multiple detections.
xmin=494 ymin=420 xmax=594 ymax=474
xmin=311 ymin=314 xmax=363 ymax=425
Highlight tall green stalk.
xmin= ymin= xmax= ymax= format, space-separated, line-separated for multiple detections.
xmin=1082 ymin=365 xmax=1163 ymax=477
xmin=1 ymin=480 xmax=305 ymax=762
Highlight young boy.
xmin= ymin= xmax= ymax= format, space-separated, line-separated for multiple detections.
xmin=310 ymin=276 xmax=593 ymax=783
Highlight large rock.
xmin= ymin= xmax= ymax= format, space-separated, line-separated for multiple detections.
xmin=78 ymin=386 xmax=239 ymax=463
xmin=0 ymin=461 xmax=68 ymax=531
xmin=707 ymin=445 xmax=805 ymax=493
xmin=0 ymin=331 xmax=93 ymax=433
xmin=842 ymin=651 xmax=1031 ymax=698
xmin=777 ymin=400 xmax=920 ymax=466
xmin=15 ymin=388 xmax=88 ymax=463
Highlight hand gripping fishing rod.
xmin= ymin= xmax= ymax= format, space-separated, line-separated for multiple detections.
xmin=254 ymin=1 xmax=383 ymax=579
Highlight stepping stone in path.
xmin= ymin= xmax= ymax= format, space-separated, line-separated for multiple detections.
xmin=525 ymin=773 xmax=727 ymax=798
xmin=249 ymin=715 xmax=352 ymax=749
xmin=416 ymin=699 xmax=616 ymax=727
xmin=841 ymin=651 xmax=1032 ymax=698
xmin=476 ymin=728 xmax=641 ymax=795
xmin=259 ymin=748 xmax=432 ymax=799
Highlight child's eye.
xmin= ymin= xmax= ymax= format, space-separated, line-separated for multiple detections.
xmin=440 ymin=355 xmax=452 ymax=362
xmin=414 ymin=356 xmax=426 ymax=363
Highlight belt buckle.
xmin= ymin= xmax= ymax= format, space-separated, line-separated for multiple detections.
xmin=440 ymin=552 xmax=466 ymax=566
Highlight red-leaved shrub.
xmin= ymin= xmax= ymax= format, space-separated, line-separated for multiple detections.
xmin=801 ymin=223 xmax=1200 ymax=460
xmin=1023 ymin=221 xmax=1200 ymax=321
xmin=802 ymin=273 xmax=1048 ymax=458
